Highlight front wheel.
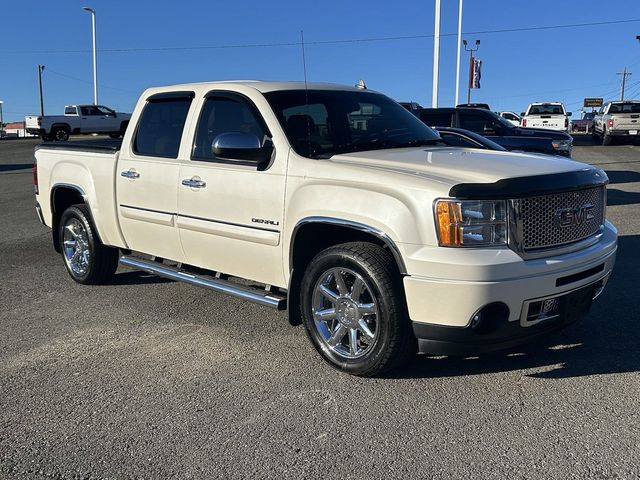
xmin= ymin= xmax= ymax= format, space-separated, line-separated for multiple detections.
xmin=300 ymin=242 xmax=415 ymax=376
xmin=59 ymin=204 xmax=119 ymax=284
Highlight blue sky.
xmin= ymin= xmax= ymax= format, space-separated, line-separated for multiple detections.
xmin=1 ymin=0 xmax=640 ymax=121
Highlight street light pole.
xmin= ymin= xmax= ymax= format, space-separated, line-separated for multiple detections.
xmin=82 ymin=7 xmax=98 ymax=105
xmin=431 ymin=0 xmax=441 ymax=108
xmin=38 ymin=65 xmax=45 ymax=116
xmin=463 ymin=39 xmax=480 ymax=104
xmin=0 ymin=101 xmax=4 ymax=139
xmin=454 ymin=0 xmax=463 ymax=106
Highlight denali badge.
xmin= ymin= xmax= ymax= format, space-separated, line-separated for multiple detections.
xmin=252 ymin=218 xmax=280 ymax=226
xmin=554 ymin=204 xmax=595 ymax=228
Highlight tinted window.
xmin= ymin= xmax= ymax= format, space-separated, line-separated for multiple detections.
xmin=134 ymin=98 xmax=192 ymax=158
xmin=97 ymin=106 xmax=114 ymax=115
xmin=80 ymin=107 xmax=91 ymax=115
xmin=439 ymin=132 xmax=482 ymax=148
xmin=266 ymin=90 xmax=440 ymax=158
xmin=528 ymin=104 xmax=565 ymax=115
xmin=419 ymin=112 xmax=452 ymax=127
xmin=192 ymin=97 xmax=267 ymax=160
xmin=459 ymin=112 xmax=494 ymax=133
xmin=609 ymin=102 xmax=640 ymax=114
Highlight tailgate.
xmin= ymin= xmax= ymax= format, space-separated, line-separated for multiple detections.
xmin=25 ymin=116 xmax=40 ymax=129
xmin=526 ymin=115 xmax=565 ymax=129
xmin=612 ymin=114 xmax=640 ymax=130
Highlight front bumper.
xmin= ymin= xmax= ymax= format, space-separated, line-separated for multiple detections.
xmin=403 ymin=222 xmax=617 ymax=355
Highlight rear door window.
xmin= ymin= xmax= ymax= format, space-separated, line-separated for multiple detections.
xmin=134 ymin=95 xmax=193 ymax=158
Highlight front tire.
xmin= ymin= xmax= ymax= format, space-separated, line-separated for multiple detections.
xmin=59 ymin=204 xmax=119 ymax=285
xmin=300 ymin=242 xmax=415 ymax=376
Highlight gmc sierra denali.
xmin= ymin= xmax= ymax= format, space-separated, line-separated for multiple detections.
xmin=34 ymin=81 xmax=617 ymax=376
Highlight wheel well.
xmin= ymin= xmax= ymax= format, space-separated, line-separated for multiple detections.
xmin=50 ymin=186 xmax=85 ymax=252
xmin=51 ymin=123 xmax=71 ymax=132
xmin=287 ymin=221 xmax=406 ymax=325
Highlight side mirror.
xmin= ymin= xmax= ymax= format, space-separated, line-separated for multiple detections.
xmin=212 ymin=132 xmax=272 ymax=164
xmin=566 ymin=112 xmax=572 ymax=117
xmin=520 ymin=112 xmax=526 ymax=116
xmin=112 ymin=112 xmax=117 ymax=118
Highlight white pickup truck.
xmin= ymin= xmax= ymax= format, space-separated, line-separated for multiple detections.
xmin=520 ymin=102 xmax=571 ymax=132
xmin=593 ymin=100 xmax=640 ymax=145
xmin=33 ymin=81 xmax=617 ymax=376
xmin=25 ymin=104 xmax=131 ymax=141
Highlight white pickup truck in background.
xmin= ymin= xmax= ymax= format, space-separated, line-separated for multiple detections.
xmin=25 ymin=104 xmax=131 ymax=141
xmin=593 ymin=100 xmax=640 ymax=145
xmin=520 ymin=102 xmax=571 ymax=132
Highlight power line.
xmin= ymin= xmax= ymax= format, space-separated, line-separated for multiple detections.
xmin=46 ymin=68 xmax=138 ymax=93
xmin=5 ymin=18 xmax=640 ymax=55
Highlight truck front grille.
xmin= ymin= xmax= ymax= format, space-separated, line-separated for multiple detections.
xmin=517 ymin=186 xmax=606 ymax=251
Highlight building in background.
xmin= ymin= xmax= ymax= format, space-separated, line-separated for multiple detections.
xmin=3 ymin=121 xmax=37 ymax=138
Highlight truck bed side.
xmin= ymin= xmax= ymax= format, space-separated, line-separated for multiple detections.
xmin=35 ymin=140 xmax=128 ymax=249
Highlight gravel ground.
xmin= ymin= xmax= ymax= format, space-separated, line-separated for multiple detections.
xmin=0 ymin=137 xmax=638 ymax=479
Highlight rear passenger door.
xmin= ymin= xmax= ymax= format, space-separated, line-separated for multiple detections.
xmin=116 ymin=91 xmax=194 ymax=263
xmin=176 ymin=91 xmax=287 ymax=287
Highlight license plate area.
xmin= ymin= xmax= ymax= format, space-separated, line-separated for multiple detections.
xmin=521 ymin=278 xmax=605 ymax=327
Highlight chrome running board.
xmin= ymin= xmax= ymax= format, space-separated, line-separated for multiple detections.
xmin=119 ymin=256 xmax=287 ymax=310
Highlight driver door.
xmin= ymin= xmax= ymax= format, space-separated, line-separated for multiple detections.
xmin=176 ymin=92 xmax=287 ymax=287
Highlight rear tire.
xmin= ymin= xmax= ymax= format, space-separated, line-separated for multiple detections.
xmin=58 ymin=204 xmax=119 ymax=285
xmin=52 ymin=127 xmax=69 ymax=142
xmin=300 ymin=242 xmax=415 ymax=377
xmin=602 ymin=129 xmax=612 ymax=146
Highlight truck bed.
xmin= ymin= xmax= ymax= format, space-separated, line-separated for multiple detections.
xmin=36 ymin=138 xmax=122 ymax=153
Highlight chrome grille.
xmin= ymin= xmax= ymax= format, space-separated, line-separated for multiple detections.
xmin=519 ymin=186 xmax=605 ymax=250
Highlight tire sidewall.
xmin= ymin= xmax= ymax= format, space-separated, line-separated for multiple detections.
xmin=54 ymin=128 xmax=69 ymax=141
xmin=300 ymin=248 xmax=398 ymax=375
xmin=59 ymin=206 xmax=95 ymax=283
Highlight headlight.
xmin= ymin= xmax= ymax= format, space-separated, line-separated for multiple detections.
xmin=552 ymin=139 xmax=572 ymax=151
xmin=435 ymin=199 xmax=508 ymax=247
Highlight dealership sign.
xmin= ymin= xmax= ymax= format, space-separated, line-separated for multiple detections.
xmin=584 ymin=98 xmax=604 ymax=107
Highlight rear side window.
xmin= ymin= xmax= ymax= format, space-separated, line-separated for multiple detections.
xmin=134 ymin=97 xmax=192 ymax=158
xmin=418 ymin=112 xmax=452 ymax=127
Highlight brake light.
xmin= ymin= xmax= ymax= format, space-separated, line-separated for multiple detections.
xmin=33 ymin=158 xmax=39 ymax=194
xmin=522 ymin=119 xmax=527 ymax=127
xmin=37 ymin=116 xmax=42 ymax=127
xmin=607 ymin=119 xmax=614 ymax=128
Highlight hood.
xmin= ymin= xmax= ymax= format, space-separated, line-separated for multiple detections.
xmin=328 ymin=146 xmax=591 ymax=187
xmin=511 ymin=127 xmax=571 ymax=139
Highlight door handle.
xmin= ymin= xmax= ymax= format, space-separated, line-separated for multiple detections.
xmin=182 ymin=178 xmax=206 ymax=188
xmin=121 ymin=170 xmax=140 ymax=179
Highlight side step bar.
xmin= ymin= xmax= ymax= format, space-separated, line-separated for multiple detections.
xmin=119 ymin=256 xmax=287 ymax=310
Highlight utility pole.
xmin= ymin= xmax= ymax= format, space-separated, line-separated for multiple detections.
xmin=431 ymin=0 xmax=441 ymax=107
xmin=82 ymin=7 xmax=98 ymax=105
xmin=0 ymin=101 xmax=4 ymax=139
xmin=617 ymin=67 xmax=632 ymax=101
xmin=38 ymin=65 xmax=45 ymax=116
xmin=463 ymin=39 xmax=480 ymax=104
xmin=454 ymin=0 xmax=463 ymax=106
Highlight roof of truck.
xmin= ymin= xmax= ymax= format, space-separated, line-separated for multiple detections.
xmin=144 ymin=80 xmax=369 ymax=94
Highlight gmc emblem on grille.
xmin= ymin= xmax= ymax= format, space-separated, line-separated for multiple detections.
xmin=554 ymin=204 xmax=595 ymax=228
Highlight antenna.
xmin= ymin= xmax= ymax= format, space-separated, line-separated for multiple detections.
xmin=300 ymin=30 xmax=312 ymax=157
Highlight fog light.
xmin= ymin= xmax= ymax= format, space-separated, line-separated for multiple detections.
xmin=527 ymin=297 xmax=561 ymax=323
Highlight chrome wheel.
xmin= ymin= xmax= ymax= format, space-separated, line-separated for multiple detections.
xmin=312 ymin=267 xmax=379 ymax=359
xmin=62 ymin=218 xmax=90 ymax=276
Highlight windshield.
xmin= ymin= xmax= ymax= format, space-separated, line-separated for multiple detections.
xmin=609 ymin=102 xmax=640 ymax=114
xmin=527 ymin=104 xmax=566 ymax=115
xmin=265 ymin=90 xmax=442 ymax=158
